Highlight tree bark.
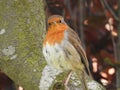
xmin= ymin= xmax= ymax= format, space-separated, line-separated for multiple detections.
xmin=0 ymin=0 xmax=46 ymax=90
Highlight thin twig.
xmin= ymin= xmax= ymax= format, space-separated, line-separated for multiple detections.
xmin=100 ymin=0 xmax=120 ymax=89
xmin=100 ymin=0 xmax=109 ymax=18
xmin=64 ymin=0 xmax=72 ymax=16
xmin=116 ymin=0 xmax=120 ymax=89
xmin=78 ymin=0 xmax=86 ymax=49
xmin=103 ymin=0 xmax=119 ymax=21
xmin=100 ymin=0 xmax=117 ymax=60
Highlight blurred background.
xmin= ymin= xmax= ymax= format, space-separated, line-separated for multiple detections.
xmin=0 ymin=0 xmax=120 ymax=90
xmin=45 ymin=0 xmax=120 ymax=90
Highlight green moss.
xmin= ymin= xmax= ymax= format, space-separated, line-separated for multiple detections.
xmin=0 ymin=0 xmax=46 ymax=90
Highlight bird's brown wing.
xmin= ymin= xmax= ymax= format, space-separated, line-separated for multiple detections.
xmin=66 ymin=27 xmax=92 ymax=78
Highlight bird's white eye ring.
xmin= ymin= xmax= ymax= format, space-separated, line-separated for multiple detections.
xmin=56 ymin=18 xmax=64 ymax=23
xmin=56 ymin=20 xmax=61 ymax=23
xmin=59 ymin=20 xmax=62 ymax=23
xmin=61 ymin=18 xmax=64 ymax=23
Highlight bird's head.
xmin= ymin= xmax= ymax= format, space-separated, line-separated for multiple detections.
xmin=48 ymin=15 xmax=65 ymax=26
xmin=43 ymin=15 xmax=68 ymax=45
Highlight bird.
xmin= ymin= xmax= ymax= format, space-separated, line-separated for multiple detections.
xmin=43 ymin=15 xmax=92 ymax=90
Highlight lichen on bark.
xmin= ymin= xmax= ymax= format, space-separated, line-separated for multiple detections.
xmin=0 ymin=0 xmax=46 ymax=90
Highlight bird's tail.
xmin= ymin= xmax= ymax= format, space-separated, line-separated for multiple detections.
xmin=76 ymin=70 xmax=88 ymax=90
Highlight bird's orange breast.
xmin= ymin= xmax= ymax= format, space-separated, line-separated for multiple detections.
xmin=43 ymin=24 xmax=68 ymax=46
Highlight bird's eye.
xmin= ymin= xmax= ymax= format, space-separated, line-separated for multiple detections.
xmin=59 ymin=20 xmax=62 ymax=23
xmin=57 ymin=20 xmax=62 ymax=23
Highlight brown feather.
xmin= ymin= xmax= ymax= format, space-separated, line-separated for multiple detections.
xmin=66 ymin=27 xmax=92 ymax=79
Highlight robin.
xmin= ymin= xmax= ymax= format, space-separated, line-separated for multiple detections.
xmin=43 ymin=15 xmax=92 ymax=90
